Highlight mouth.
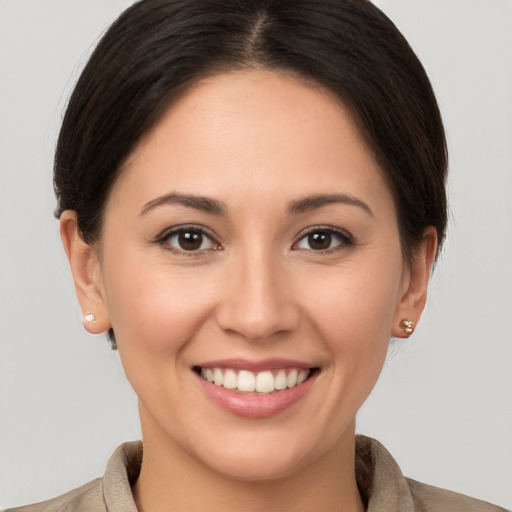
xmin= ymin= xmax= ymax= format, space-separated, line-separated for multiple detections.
xmin=193 ymin=366 xmax=318 ymax=394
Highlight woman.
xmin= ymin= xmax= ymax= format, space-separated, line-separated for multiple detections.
xmin=4 ymin=1 xmax=509 ymax=511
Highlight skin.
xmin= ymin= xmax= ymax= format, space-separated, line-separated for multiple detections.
xmin=61 ymin=70 xmax=436 ymax=512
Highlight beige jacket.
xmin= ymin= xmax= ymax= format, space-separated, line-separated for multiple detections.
xmin=5 ymin=436 xmax=508 ymax=512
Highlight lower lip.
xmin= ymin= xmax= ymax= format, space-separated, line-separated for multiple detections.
xmin=196 ymin=372 xmax=317 ymax=419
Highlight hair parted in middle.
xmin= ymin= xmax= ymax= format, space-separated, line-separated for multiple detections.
xmin=54 ymin=0 xmax=447 ymax=347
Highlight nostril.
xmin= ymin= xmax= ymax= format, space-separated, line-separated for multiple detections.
xmin=215 ymin=302 xmax=301 ymax=342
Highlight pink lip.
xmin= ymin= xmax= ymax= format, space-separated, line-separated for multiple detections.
xmin=194 ymin=364 xmax=318 ymax=419
xmin=195 ymin=358 xmax=312 ymax=372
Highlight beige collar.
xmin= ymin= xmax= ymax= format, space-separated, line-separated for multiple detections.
xmin=102 ymin=435 xmax=417 ymax=512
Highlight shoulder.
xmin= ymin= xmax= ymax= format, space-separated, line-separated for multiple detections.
xmin=3 ymin=478 xmax=105 ymax=512
xmin=407 ymin=478 xmax=510 ymax=512
xmin=3 ymin=442 xmax=142 ymax=512
xmin=355 ymin=435 xmax=509 ymax=512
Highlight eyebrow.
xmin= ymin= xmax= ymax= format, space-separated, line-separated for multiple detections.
xmin=288 ymin=194 xmax=374 ymax=217
xmin=140 ymin=192 xmax=228 ymax=216
xmin=140 ymin=191 xmax=373 ymax=218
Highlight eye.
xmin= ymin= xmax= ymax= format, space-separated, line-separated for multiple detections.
xmin=160 ymin=227 xmax=220 ymax=253
xmin=294 ymin=228 xmax=352 ymax=252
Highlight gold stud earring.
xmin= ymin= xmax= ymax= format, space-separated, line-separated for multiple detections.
xmin=400 ymin=319 xmax=415 ymax=336
xmin=84 ymin=313 xmax=96 ymax=323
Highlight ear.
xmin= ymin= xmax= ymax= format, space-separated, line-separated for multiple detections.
xmin=60 ymin=210 xmax=111 ymax=334
xmin=392 ymin=226 xmax=438 ymax=338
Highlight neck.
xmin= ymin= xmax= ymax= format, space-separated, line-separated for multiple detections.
xmin=133 ymin=419 xmax=364 ymax=512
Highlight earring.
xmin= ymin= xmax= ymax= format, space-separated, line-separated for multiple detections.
xmin=400 ymin=319 xmax=415 ymax=336
xmin=84 ymin=313 xmax=96 ymax=323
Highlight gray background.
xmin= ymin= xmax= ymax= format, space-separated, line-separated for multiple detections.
xmin=1 ymin=0 xmax=511 ymax=509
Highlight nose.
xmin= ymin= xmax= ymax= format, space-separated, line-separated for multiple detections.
xmin=215 ymin=251 xmax=300 ymax=342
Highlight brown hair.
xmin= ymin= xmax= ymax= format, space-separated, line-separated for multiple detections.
xmin=54 ymin=0 xmax=447 ymax=345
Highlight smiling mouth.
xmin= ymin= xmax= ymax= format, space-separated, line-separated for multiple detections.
xmin=193 ymin=366 xmax=318 ymax=394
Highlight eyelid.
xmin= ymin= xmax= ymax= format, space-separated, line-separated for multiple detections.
xmin=292 ymin=225 xmax=354 ymax=251
xmin=154 ymin=224 xmax=222 ymax=253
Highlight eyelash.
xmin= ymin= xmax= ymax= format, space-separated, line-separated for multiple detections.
xmin=154 ymin=225 xmax=221 ymax=256
xmin=293 ymin=226 xmax=354 ymax=253
xmin=154 ymin=225 xmax=354 ymax=255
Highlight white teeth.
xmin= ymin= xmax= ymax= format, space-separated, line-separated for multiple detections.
xmin=275 ymin=370 xmax=287 ymax=390
xmin=255 ymin=371 xmax=275 ymax=393
xmin=223 ymin=369 xmax=238 ymax=389
xmin=199 ymin=367 xmax=312 ymax=394
xmin=287 ymin=369 xmax=298 ymax=388
xmin=213 ymin=368 xmax=223 ymax=386
xmin=297 ymin=369 xmax=309 ymax=385
xmin=237 ymin=370 xmax=256 ymax=392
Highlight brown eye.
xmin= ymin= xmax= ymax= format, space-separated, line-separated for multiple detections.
xmin=308 ymin=232 xmax=332 ymax=250
xmin=178 ymin=230 xmax=203 ymax=250
xmin=295 ymin=228 xmax=352 ymax=252
xmin=164 ymin=228 xmax=219 ymax=252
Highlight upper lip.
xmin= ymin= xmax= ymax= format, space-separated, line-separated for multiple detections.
xmin=194 ymin=358 xmax=315 ymax=372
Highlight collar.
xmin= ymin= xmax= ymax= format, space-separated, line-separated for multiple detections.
xmin=102 ymin=435 xmax=415 ymax=512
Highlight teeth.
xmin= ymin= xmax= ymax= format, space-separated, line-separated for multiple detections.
xmin=223 ymin=369 xmax=237 ymax=389
xmin=275 ymin=370 xmax=287 ymax=390
xmin=297 ymin=369 xmax=309 ymax=385
xmin=238 ymin=370 xmax=256 ymax=392
xmin=213 ymin=368 xmax=223 ymax=386
xmin=199 ymin=367 xmax=312 ymax=394
xmin=287 ymin=369 xmax=298 ymax=388
xmin=255 ymin=371 xmax=274 ymax=393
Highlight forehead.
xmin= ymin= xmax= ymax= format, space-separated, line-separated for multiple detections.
xmin=111 ymin=69 xmax=393 ymax=216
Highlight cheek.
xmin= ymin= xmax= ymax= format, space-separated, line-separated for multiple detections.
xmin=303 ymin=262 xmax=401 ymax=340
xmin=101 ymin=250 xmax=221 ymax=356
xmin=299 ymin=255 xmax=403 ymax=380
xmin=102 ymin=262 xmax=225 ymax=414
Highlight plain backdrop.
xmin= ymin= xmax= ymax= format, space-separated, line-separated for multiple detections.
xmin=1 ymin=0 xmax=511 ymax=509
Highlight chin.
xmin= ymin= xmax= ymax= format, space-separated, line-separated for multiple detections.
xmin=191 ymin=428 xmax=329 ymax=482
xmin=209 ymin=450 xmax=310 ymax=482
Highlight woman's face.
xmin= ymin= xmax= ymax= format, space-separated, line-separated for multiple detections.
xmin=73 ymin=70 xmax=428 ymax=480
